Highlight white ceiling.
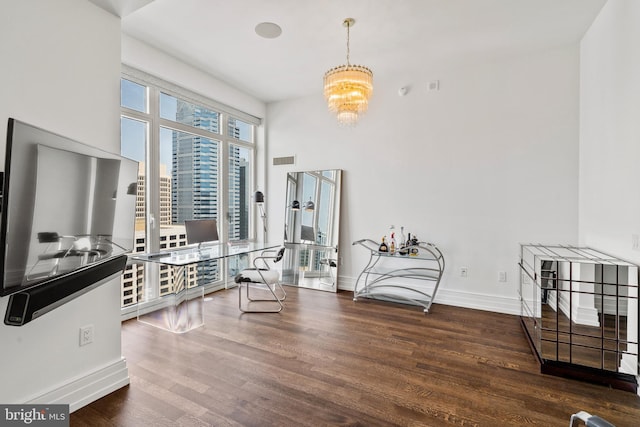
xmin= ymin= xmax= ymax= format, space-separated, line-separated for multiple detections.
xmin=113 ymin=0 xmax=607 ymax=103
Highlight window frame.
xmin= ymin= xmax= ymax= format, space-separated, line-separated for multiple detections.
xmin=119 ymin=66 xmax=260 ymax=319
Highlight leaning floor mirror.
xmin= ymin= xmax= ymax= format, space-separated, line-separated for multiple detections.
xmin=282 ymin=169 xmax=342 ymax=292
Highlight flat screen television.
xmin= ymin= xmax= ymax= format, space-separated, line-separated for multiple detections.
xmin=0 ymin=118 xmax=138 ymax=296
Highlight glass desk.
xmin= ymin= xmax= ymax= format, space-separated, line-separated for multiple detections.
xmin=352 ymin=239 xmax=445 ymax=313
xmin=130 ymin=242 xmax=280 ymax=333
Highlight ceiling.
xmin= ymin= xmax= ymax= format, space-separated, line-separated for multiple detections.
xmin=102 ymin=0 xmax=606 ymax=103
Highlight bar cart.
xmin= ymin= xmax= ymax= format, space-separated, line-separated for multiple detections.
xmin=352 ymin=239 xmax=445 ymax=313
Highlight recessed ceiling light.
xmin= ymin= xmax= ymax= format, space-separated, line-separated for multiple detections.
xmin=255 ymin=22 xmax=282 ymax=39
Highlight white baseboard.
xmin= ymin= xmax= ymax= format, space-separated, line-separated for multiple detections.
xmin=27 ymin=357 xmax=130 ymax=412
xmin=556 ymin=293 xmax=600 ymax=327
xmin=337 ymin=275 xmax=521 ymax=315
xmin=619 ymin=353 xmax=638 ymax=376
xmin=434 ymin=288 xmax=521 ymax=315
xmin=572 ymin=305 xmax=601 ymax=327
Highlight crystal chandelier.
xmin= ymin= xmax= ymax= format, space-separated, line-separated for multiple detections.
xmin=323 ymin=18 xmax=373 ymax=126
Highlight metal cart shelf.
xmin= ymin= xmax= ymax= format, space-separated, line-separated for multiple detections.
xmin=352 ymin=239 xmax=445 ymax=313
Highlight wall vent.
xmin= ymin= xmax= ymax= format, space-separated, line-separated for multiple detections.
xmin=273 ymin=156 xmax=295 ymax=166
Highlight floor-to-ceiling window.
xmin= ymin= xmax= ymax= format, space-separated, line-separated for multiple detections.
xmin=119 ymin=67 xmax=259 ymax=312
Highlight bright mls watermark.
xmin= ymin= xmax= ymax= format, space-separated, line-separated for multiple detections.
xmin=1 ymin=405 xmax=68 ymax=426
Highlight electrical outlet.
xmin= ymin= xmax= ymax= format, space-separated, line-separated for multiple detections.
xmin=499 ymin=271 xmax=507 ymax=282
xmin=460 ymin=267 xmax=468 ymax=277
xmin=79 ymin=325 xmax=94 ymax=346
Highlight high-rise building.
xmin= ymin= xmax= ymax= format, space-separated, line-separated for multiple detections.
xmin=227 ymin=146 xmax=246 ymax=241
xmin=170 ymin=101 xmax=227 ymax=285
xmin=121 ymin=163 xmax=192 ymax=307
xmin=134 ymin=163 xmax=172 ymax=225
xmin=172 ymin=103 xmax=220 ymax=223
xmin=237 ymin=157 xmax=248 ymax=240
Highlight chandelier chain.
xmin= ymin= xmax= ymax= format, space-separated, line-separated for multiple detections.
xmin=346 ymin=20 xmax=351 ymax=66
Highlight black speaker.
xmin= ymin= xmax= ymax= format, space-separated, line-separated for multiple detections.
xmin=4 ymin=255 xmax=127 ymax=326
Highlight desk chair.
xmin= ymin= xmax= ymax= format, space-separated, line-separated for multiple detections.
xmin=319 ymin=258 xmax=337 ymax=288
xmin=569 ymin=411 xmax=615 ymax=427
xmin=235 ymin=247 xmax=286 ymax=313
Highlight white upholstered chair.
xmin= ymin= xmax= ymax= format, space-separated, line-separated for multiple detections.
xmin=235 ymin=247 xmax=286 ymax=313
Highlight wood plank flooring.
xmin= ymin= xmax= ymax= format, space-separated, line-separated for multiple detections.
xmin=71 ymin=287 xmax=640 ymax=426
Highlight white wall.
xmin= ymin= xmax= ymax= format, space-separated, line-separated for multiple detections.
xmin=579 ymin=0 xmax=640 ymax=388
xmin=266 ymin=45 xmax=581 ymax=314
xmin=0 ymin=0 xmax=128 ymax=410
xmin=579 ymin=0 xmax=640 ymax=263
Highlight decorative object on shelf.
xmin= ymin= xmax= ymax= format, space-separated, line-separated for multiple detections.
xmin=388 ymin=225 xmax=396 ymax=255
xmin=352 ymin=238 xmax=445 ymax=313
xmin=399 ymin=226 xmax=408 ymax=256
xmin=254 ymin=191 xmax=267 ymax=242
xmin=410 ymin=235 xmax=419 ymax=256
xmin=323 ymin=18 xmax=373 ymax=126
xmin=405 ymin=232 xmax=413 ymax=256
xmin=378 ymin=236 xmax=389 ymax=253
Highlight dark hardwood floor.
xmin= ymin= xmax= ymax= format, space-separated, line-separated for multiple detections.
xmin=71 ymin=287 xmax=640 ymax=426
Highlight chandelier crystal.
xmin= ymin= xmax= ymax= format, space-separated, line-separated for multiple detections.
xmin=323 ymin=18 xmax=373 ymax=126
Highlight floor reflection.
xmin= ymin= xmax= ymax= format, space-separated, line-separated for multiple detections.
xmin=540 ymin=303 xmax=627 ymax=371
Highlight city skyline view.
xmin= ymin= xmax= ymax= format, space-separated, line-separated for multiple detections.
xmin=120 ymin=78 xmax=254 ymax=306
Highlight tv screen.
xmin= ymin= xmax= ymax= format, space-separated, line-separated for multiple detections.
xmin=0 ymin=118 xmax=138 ymax=296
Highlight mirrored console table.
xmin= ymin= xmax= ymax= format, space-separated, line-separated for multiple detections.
xmin=352 ymin=239 xmax=445 ymax=313
xmin=519 ymin=244 xmax=639 ymax=392
xmin=130 ymin=241 xmax=280 ymax=333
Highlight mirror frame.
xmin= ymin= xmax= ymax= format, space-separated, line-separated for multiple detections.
xmin=282 ymin=169 xmax=342 ymax=292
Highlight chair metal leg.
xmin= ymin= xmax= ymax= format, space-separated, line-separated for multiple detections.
xmin=245 ymin=281 xmax=286 ymax=302
xmin=238 ymin=281 xmax=284 ymax=313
